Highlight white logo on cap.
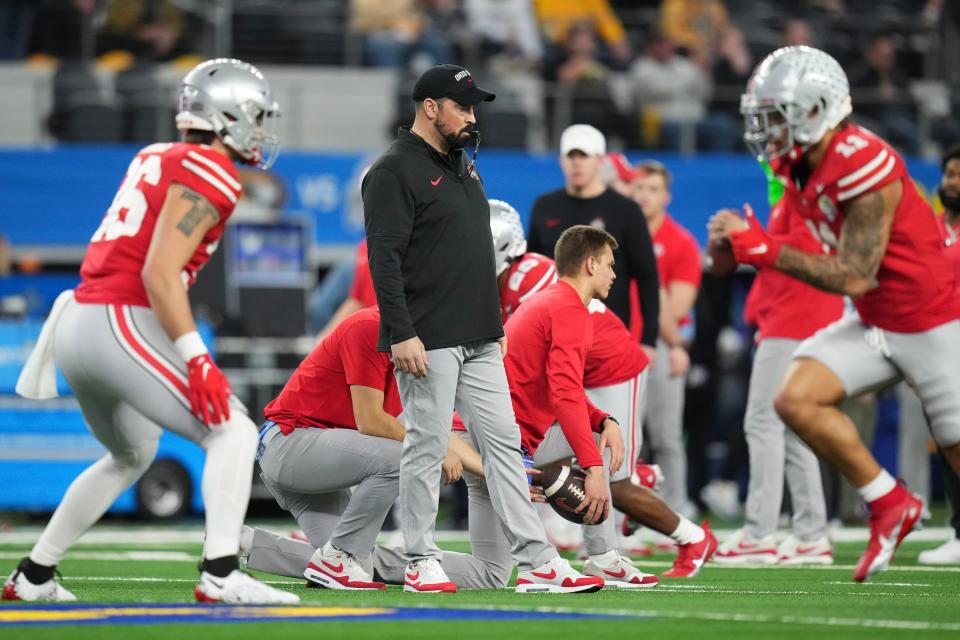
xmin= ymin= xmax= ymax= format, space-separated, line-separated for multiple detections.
xmin=454 ymin=70 xmax=471 ymax=81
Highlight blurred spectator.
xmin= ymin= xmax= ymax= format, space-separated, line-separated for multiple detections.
xmin=533 ymin=0 xmax=631 ymax=67
xmin=847 ymin=33 xmax=919 ymax=154
xmin=350 ymin=0 xmax=455 ymax=69
xmin=782 ymin=16 xmax=814 ymax=47
xmin=543 ymin=22 xmax=624 ymax=143
xmin=28 ymin=0 xmax=96 ymax=60
xmin=0 ymin=0 xmax=35 ymax=60
xmin=97 ymin=0 xmax=191 ymax=62
xmin=464 ymin=0 xmax=543 ymax=69
xmin=630 ymin=31 xmax=737 ymax=151
xmin=660 ymin=0 xmax=730 ymax=54
xmin=709 ymin=25 xmax=752 ymax=127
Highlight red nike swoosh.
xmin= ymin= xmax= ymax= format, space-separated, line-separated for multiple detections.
xmin=546 ymin=218 xmax=561 ymax=227
xmin=737 ymin=542 xmax=760 ymax=550
xmin=796 ymin=546 xmax=825 ymax=555
xmin=603 ymin=567 xmax=627 ymax=578
xmin=322 ymin=560 xmax=343 ymax=573
xmin=405 ymin=572 xmax=420 ymax=581
xmin=430 ymin=176 xmax=443 ymax=186
xmin=530 ymin=568 xmax=557 ymax=579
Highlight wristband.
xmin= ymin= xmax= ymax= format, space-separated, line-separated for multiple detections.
xmin=174 ymin=331 xmax=208 ymax=362
xmin=604 ymin=416 xmax=619 ymax=426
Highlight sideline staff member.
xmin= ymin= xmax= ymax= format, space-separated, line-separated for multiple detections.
xmin=363 ymin=64 xmax=597 ymax=594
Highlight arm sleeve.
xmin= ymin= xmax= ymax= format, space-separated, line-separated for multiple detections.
xmin=526 ymin=197 xmax=546 ymax=256
xmin=546 ymin=310 xmax=603 ymax=468
xmin=362 ymin=167 xmax=417 ymax=344
xmin=340 ymin=321 xmax=392 ymax=390
xmin=626 ymin=202 xmax=661 ymax=347
xmin=586 ymin=396 xmax=609 ymax=434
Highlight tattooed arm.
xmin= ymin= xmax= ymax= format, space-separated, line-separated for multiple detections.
xmin=142 ymin=184 xmax=221 ymax=342
xmin=774 ymin=181 xmax=899 ymax=296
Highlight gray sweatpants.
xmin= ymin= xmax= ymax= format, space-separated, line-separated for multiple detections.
xmin=743 ymin=338 xmax=828 ymax=540
xmin=246 ymin=431 xmax=514 ymax=589
xmin=896 ymin=381 xmax=931 ymax=505
xmin=644 ymin=339 xmax=688 ymax=511
xmin=257 ymin=424 xmax=400 ymax=558
xmin=396 ymin=340 xmax=556 ymax=570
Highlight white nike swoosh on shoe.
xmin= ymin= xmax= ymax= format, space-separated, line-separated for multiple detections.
xmin=746 ymin=244 xmax=768 ymax=255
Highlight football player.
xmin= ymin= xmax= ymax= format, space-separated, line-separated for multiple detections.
xmin=5 ymin=60 xmax=298 ymax=604
xmin=715 ymin=46 xmax=960 ymax=582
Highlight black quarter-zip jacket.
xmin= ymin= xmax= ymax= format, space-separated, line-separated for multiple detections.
xmin=362 ymin=127 xmax=504 ymax=351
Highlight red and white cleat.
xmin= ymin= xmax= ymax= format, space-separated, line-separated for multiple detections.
xmin=403 ymin=558 xmax=457 ymax=593
xmin=632 ymin=461 xmax=664 ymax=492
xmin=777 ymin=534 xmax=834 ymax=566
xmin=516 ymin=557 xmax=604 ymax=593
xmin=583 ymin=552 xmax=658 ymax=589
xmin=714 ymin=528 xmax=778 ymax=565
xmin=2 ymin=562 xmax=76 ymax=602
xmin=854 ymin=489 xmax=923 ymax=583
xmin=195 ymin=570 xmax=300 ymax=604
xmin=662 ymin=522 xmax=717 ymax=578
xmin=304 ymin=543 xmax=386 ymax=591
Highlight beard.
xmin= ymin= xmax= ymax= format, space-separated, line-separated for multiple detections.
xmin=939 ymin=185 xmax=960 ymax=213
xmin=435 ymin=119 xmax=472 ymax=151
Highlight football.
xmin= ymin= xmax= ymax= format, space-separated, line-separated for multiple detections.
xmin=707 ymin=236 xmax=737 ymax=277
xmin=535 ymin=465 xmax=606 ymax=525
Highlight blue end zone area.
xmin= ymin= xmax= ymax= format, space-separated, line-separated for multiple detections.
xmin=0 ymin=603 xmax=645 ymax=627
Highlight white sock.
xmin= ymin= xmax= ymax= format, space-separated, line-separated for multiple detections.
xmin=31 ymin=442 xmax=157 ymax=566
xmin=857 ymin=469 xmax=896 ymax=503
xmin=201 ymin=414 xmax=258 ymax=559
xmin=669 ymin=516 xmax=705 ymax=545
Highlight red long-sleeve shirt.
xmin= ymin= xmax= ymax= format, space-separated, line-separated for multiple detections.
xmin=504 ymin=280 xmax=608 ymax=468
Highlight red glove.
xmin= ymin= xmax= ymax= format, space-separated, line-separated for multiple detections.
xmin=187 ymin=353 xmax=232 ymax=426
xmin=728 ymin=203 xmax=781 ymax=269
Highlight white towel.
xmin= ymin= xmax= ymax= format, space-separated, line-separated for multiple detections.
xmin=16 ymin=289 xmax=75 ymax=400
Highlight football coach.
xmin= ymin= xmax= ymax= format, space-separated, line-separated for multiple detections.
xmin=362 ymin=64 xmax=562 ymax=592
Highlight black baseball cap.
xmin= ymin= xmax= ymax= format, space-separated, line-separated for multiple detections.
xmin=411 ymin=64 xmax=496 ymax=105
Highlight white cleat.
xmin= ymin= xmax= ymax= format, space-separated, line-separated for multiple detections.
xmin=403 ymin=558 xmax=457 ymax=593
xmin=583 ymin=551 xmax=659 ymax=589
xmin=304 ymin=543 xmax=386 ymax=591
xmin=195 ymin=570 xmax=300 ymax=604
xmin=3 ymin=566 xmax=76 ymax=602
xmin=516 ymin=557 xmax=604 ymax=593
xmin=713 ymin=527 xmax=778 ymax=565
xmin=777 ymin=534 xmax=834 ymax=566
xmin=918 ymin=537 xmax=960 ymax=565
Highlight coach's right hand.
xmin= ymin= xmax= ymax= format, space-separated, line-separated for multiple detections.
xmin=187 ymin=354 xmax=232 ymax=426
xmin=576 ymin=467 xmax=610 ymax=525
xmin=392 ymin=336 xmax=429 ymax=378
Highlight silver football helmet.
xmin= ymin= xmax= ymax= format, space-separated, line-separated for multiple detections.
xmin=740 ymin=46 xmax=852 ymax=161
xmin=489 ymin=199 xmax=526 ymax=275
xmin=176 ymin=58 xmax=281 ymax=169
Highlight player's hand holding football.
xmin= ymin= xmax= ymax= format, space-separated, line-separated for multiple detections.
xmin=391 ymin=336 xmax=429 ymax=378
xmin=728 ymin=204 xmax=781 ymax=269
xmin=576 ymin=466 xmax=610 ymax=525
xmin=186 ymin=353 xmax=232 ymax=426
xmin=599 ymin=418 xmax=625 ymax=474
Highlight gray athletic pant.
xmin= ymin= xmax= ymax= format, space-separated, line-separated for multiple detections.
xmin=896 ymin=381 xmax=931 ymax=505
xmin=256 ymin=424 xmax=400 ymax=559
xmin=246 ymin=431 xmax=515 ymax=589
xmin=743 ymin=338 xmax=828 ymax=540
xmin=396 ymin=340 xmax=556 ymax=570
xmin=644 ymin=339 xmax=688 ymax=511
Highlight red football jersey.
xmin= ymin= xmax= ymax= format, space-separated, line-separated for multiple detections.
xmin=744 ymin=200 xmax=845 ymax=341
xmin=264 ymin=307 xmax=401 ymax=433
xmin=584 ymin=299 xmax=649 ymax=388
xmin=75 ymin=143 xmax=241 ymax=306
xmin=499 ymin=252 xmax=558 ymax=325
xmin=348 ymin=238 xmax=378 ymax=307
xmin=504 ymin=281 xmax=609 ymax=468
xmin=779 ymin=123 xmax=960 ymax=331
xmin=937 ymin=215 xmax=960 ymax=282
xmin=630 ymin=214 xmax=701 ymax=341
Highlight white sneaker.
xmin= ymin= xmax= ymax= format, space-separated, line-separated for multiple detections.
xmin=195 ymin=570 xmax=300 ymax=604
xmin=538 ymin=503 xmax=584 ymax=552
xmin=583 ymin=551 xmax=658 ymax=589
xmin=2 ymin=566 xmax=76 ymax=602
xmin=700 ymin=480 xmax=742 ymax=521
xmin=516 ymin=557 xmax=604 ymax=593
xmin=304 ymin=542 xmax=386 ymax=590
xmin=777 ymin=534 xmax=834 ymax=565
xmin=403 ymin=558 xmax=457 ymax=593
xmin=713 ymin=527 xmax=777 ymax=565
xmin=918 ymin=537 xmax=960 ymax=565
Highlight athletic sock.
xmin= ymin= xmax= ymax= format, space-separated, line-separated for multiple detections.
xmin=201 ymin=414 xmax=258 ymax=559
xmin=201 ymin=555 xmax=240 ymax=578
xmin=857 ymin=469 xmax=900 ymax=508
xmin=18 ymin=557 xmax=54 ymax=585
xmin=669 ymin=516 xmax=705 ymax=545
